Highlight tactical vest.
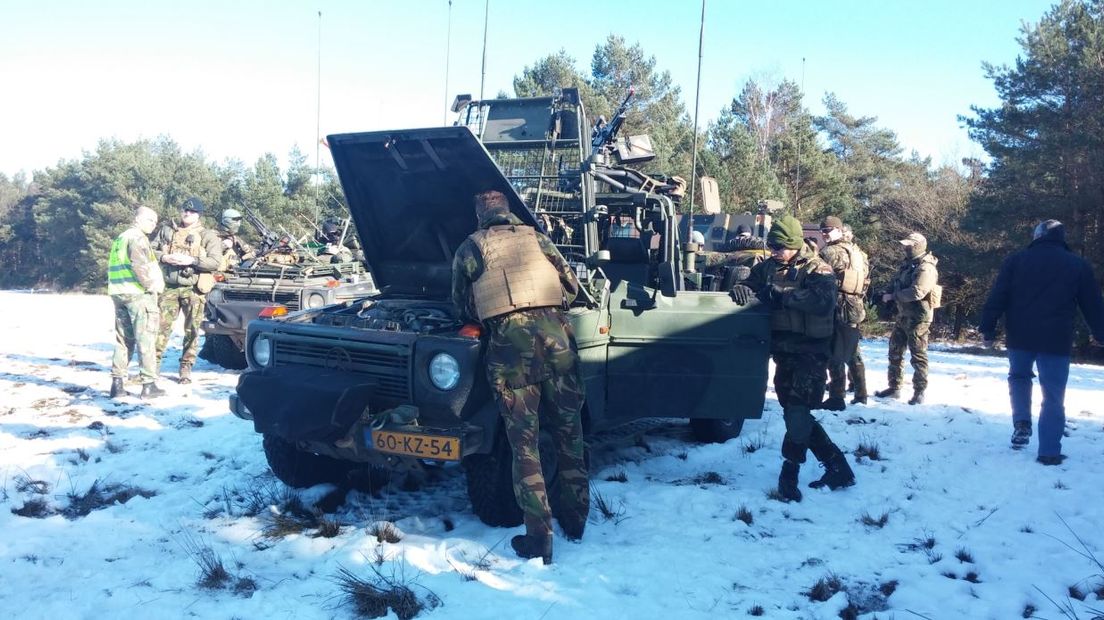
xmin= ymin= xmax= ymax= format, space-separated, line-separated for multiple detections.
xmin=470 ymin=225 xmax=563 ymax=320
xmin=107 ymin=228 xmax=155 ymax=295
xmin=837 ymin=242 xmax=868 ymax=295
xmin=767 ymin=257 xmax=835 ymax=339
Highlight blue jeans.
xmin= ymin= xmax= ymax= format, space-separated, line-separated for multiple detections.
xmin=1008 ymin=348 xmax=1070 ymax=457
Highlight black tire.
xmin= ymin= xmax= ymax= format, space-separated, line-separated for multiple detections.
xmin=262 ymin=434 xmax=351 ymax=488
xmin=689 ymin=417 xmax=745 ymax=443
xmin=463 ymin=427 xmax=562 ymax=528
xmin=199 ymin=334 xmax=247 ymax=370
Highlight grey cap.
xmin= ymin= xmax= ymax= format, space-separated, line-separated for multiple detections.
xmin=220 ymin=208 xmax=242 ymax=225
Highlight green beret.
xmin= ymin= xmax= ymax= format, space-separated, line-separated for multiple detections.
xmin=768 ymin=215 xmax=805 ymax=250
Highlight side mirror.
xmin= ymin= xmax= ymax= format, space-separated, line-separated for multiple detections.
xmin=700 ymin=177 xmax=721 ymax=214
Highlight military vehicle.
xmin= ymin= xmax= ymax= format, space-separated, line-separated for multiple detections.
xmin=229 ymin=88 xmax=771 ymax=526
xmin=198 ymin=217 xmax=375 ymax=369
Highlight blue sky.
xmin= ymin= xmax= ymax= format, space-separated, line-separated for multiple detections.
xmin=0 ymin=0 xmax=1056 ymax=178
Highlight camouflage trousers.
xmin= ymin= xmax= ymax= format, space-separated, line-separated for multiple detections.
xmin=156 ymin=285 xmax=205 ymax=372
xmin=111 ymin=293 xmax=160 ymax=383
xmin=827 ymin=322 xmax=862 ymax=400
xmin=774 ymin=350 xmax=835 ymax=463
xmin=887 ymin=317 xmax=930 ymax=391
xmin=493 ymin=370 xmax=589 ymax=539
xmin=847 ymin=341 xmax=868 ymax=399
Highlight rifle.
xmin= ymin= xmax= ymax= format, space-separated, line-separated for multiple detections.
xmin=591 ymin=87 xmax=634 ymax=156
xmin=243 ymin=207 xmax=283 ymax=255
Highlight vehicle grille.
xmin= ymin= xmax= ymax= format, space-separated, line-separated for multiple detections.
xmin=224 ymin=289 xmax=301 ymax=311
xmin=272 ymin=340 xmax=409 ymax=401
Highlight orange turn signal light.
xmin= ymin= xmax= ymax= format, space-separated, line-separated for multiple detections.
xmin=458 ymin=323 xmax=482 ymax=338
xmin=599 ymin=325 xmax=609 ymax=334
xmin=326 ymin=279 xmax=340 ymax=288
xmin=214 ymin=272 xmax=226 ymax=282
xmin=258 ymin=305 xmax=288 ymax=319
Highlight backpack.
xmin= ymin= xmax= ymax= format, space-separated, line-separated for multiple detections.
xmin=838 ymin=242 xmax=868 ymax=295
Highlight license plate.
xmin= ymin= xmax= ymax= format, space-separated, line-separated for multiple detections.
xmin=371 ymin=430 xmax=460 ymax=461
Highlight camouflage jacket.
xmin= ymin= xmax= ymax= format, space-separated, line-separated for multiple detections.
xmin=891 ymin=252 xmax=939 ymax=323
xmin=216 ymin=230 xmax=255 ymax=270
xmin=820 ymin=240 xmax=869 ymax=326
xmin=452 ymin=211 xmax=582 ymax=388
xmin=746 ymin=244 xmax=837 ymax=353
xmin=151 ymin=221 xmax=223 ymax=288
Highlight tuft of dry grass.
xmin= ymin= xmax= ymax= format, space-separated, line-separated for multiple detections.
xmin=955 ymin=547 xmax=975 ymax=563
xmin=368 ymin=521 xmax=403 ymax=544
xmin=333 ymin=561 xmax=439 ymax=620
xmin=12 ymin=497 xmax=51 ymax=518
xmin=734 ymin=505 xmax=754 ymax=526
xmin=859 ymin=511 xmax=889 ymax=529
xmin=805 ymin=573 xmax=844 ymax=602
xmin=591 ymin=485 xmax=628 ymax=524
xmin=62 ymin=479 xmax=156 ymax=519
xmin=604 ymin=470 xmax=628 ymax=483
xmin=854 ymin=442 xmax=882 ymax=461
xmin=747 ymin=604 xmax=765 ymax=616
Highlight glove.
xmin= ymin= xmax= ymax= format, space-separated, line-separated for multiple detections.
xmin=757 ymin=284 xmax=785 ymax=308
xmin=729 ymin=284 xmax=754 ymax=306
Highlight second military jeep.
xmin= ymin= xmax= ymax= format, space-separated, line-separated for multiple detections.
xmin=230 ymin=90 xmax=770 ymax=526
xmin=199 ymin=256 xmax=375 ymax=369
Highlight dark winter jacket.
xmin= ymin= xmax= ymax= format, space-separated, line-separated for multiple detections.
xmin=979 ymin=237 xmax=1104 ymax=355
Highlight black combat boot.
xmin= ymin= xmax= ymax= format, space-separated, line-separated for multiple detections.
xmin=178 ymin=365 xmax=192 ymax=385
xmin=511 ymin=534 xmax=553 ymax=564
xmin=874 ymin=387 xmax=900 ymax=399
xmin=820 ymin=396 xmax=847 ymax=411
xmin=109 ymin=377 xmax=126 ymax=399
xmin=809 ymin=447 xmax=856 ymax=490
xmin=908 ymin=390 xmax=925 ymax=405
xmin=851 ymin=373 xmax=868 ymax=405
xmin=558 ymin=517 xmax=585 ymax=542
xmin=1010 ymin=421 xmax=1032 ymax=448
xmin=141 ymin=382 xmax=166 ymax=399
xmin=777 ymin=460 xmax=802 ymax=502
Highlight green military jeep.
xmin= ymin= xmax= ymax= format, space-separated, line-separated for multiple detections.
xmin=230 ymin=90 xmax=770 ymax=526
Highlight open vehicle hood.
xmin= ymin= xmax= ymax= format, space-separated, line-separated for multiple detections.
xmin=327 ymin=127 xmax=536 ymax=297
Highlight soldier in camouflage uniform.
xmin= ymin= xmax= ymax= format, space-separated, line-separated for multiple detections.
xmin=729 ymin=215 xmax=856 ymax=502
xmin=215 ymin=208 xmax=255 ymax=270
xmin=876 ymin=232 xmax=940 ymax=405
xmin=151 ymin=197 xmax=224 ymax=383
xmin=108 ymin=206 xmax=167 ymax=399
xmin=841 ymin=224 xmax=869 ymax=404
xmin=451 ymin=189 xmax=588 ymax=565
xmin=818 ymin=217 xmax=870 ymax=410
xmin=699 ymin=225 xmax=768 ymax=290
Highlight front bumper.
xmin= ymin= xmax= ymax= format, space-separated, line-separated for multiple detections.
xmin=202 ymin=300 xmax=272 ymax=337
xmin=233 ymin=366 xmax=486 ymax=461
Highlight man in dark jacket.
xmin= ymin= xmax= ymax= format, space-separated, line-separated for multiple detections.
xmin=979 ymin=220 xmax=1104 ymax=465
xmin=452 ymin=190 xmax=589 ymax=564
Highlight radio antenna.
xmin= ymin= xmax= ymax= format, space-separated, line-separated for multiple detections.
xmin=443 ymin=0 xmax=453 ymax=125
xmin=687 ymin=0 xmax=706 ymax=221
xmin=794 ymin=56 xmax=805 ymax=216
xmin=314 ymin=9 xmax=323 ymax=222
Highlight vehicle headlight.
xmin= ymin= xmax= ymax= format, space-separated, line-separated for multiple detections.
xmin=251 ymin=336 xmax=272 ymax=367
xmin=306 ymin=292 xmax=328 ymax=308
xmin=428 ymin=353 xmax=460 ymax=390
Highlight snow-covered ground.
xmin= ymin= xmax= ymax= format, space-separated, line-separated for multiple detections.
xmin=1 ymin=290 xmax=1103 ymax=620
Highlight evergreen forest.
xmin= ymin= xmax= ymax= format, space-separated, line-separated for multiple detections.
xmin=0 ymin=0 xmax=1100 ymax=349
